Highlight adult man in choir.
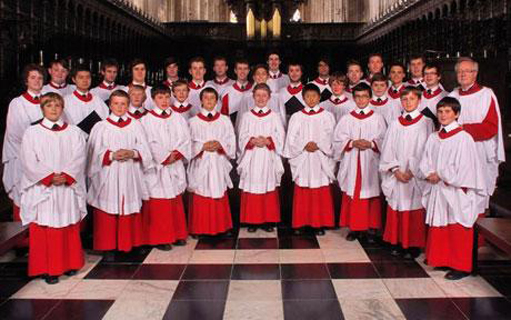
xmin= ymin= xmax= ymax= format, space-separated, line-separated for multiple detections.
xmin=407 ymin=55 xmax=426 ymax=89
xmin=365 ymin=53 xmax=384 ymax=83
xmin=449 ymin=57 xmax=505 ymax=215
xmin=267 ymin=51 xmax=290 ymax=94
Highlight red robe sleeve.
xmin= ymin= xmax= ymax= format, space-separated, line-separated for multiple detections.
xmin=462 ymin=97 xmax=499 ymax=142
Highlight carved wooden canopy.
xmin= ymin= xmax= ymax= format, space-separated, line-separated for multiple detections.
xmin=225 ymin=0 xmax=306 ymax=21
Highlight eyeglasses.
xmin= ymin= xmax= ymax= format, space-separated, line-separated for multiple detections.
xmin=456 ymin=70 xmax=476 ymax=75
xmin=424 ymin=72 xmax=438 ymax=76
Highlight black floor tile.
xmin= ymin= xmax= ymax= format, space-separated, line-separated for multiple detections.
xmin=373 ymin=261 xmax=430 ymax=278
xmin=278 ymin=227 xmax=316 ymax=238
xmin=283 ymin=300 xmax=344 ymax=320
xmin=132 ymin=264 xmax=185 ymax=280
xmin=84 ymin=264 xmax=140 ymax=280
xmin=363 ymin=248 xmax=407 ymax=263
xmin=482 ymin=276 xmax=511 ymax=296
xmin=195 ymin=238 xmax=237 ymax=250
xmin=172 ymin=281 xmax=230 ymax=300
xmin=0 ymin=299 xmax=60 ymax=320
xmin=453 ymin=297 xmax=511 ymax=320
xmin=281 ymin=263 xmax=330 ymax=280
xmin=231 ymin=264 xmax=280 ymax=280
xmin=181 ymin=264 xmax=232 ymax=280
xmin=42 ymin=299 xmax=114 ymax=320
xmin=357 ymin=236 xmax=386 ymax=249
xmin=0 ymin=279 xmax=30 ymax=298
xmin=237 ymin=238 xmax=278 ymax=250
xmin=279 ymin=237 xmax=320 ymax=249
xmin=0 ymin=262 xmax=29 ymax=280
xmin=281 ymin=280 xmax=337 ymax=300
xmin=396 ymin=298 xmax=467 ymax=320
xmin=163 ymin=300 xmax=226 ymax=320
xmin=478 ymin=261 xmax=511 ymax=277
xmin=98 ymin=249 xmax=150 ymax=264
xmin=327 ymin=263 xmax=379 ymax=279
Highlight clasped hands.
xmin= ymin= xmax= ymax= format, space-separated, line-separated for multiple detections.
xmin=203 ymin=140 xmax=222 ymax=152
xmin=352 ymin=139 xmax=372 ymax=150
xmin=112 ymin=149 xmax=136 ymax=162
xmin=250 ymin=136 xmax=272 ymax=148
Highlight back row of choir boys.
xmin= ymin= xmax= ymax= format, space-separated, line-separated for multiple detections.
xmin=2 ymin=54 xmax=503 ymax=284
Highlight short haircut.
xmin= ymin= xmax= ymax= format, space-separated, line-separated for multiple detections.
xmin=346 ymin=59 xmax=363 ymax=70
xmin=40 ymin=92 xmax=64 ymax=109
xmin=409 ymin=54 xmax=426 ymax=63
xmin=400 ymin=86 xmax=422 ymax=99
xmin=189 ymin=56 xmax=206 ymax=68
xmin=172 ymin=79 xmax=189 ymax=91
xmin=101 ymin=58 xmax=119 ymax=71
xmin=302 ymin=83 xmax=321 ymax=97
xmin=352 ymin=83 xmax=372 ymax=98
xmin=437 ymin=96 xmax=461 ymax=114
xmin=253 ymin=83 xmax=271 ymax=96
xmin=163 ymin=56 xmax=178 ymax=69
xmin=267 ymin=50 xmax=280 ymax=59
xmin=252 ymin=63 xmax=269 ymax=74
xmin=128 ymin=84 xmax=146 ymax=95
xmin=423 ymin=62 xmax=441 ymax=75
xmin=151 ymin=85 xmax=172 ymax=99
xmin=370 ymin=73 xmax=388 ymax=85
xmin=287 ymin=61 xmax=302 ymax=71
xmin=23 ymin=63 xmax=46 ymax=83
xmin=48 ymin=59 xmax=69 ymax=70
xmin=109 ymin=89 xmax=130 ymax=104
xmin=454 ymin=57 xmax=479 ymax=73
xmin=213 ymin=56 xmax=228 ymax=64
xmin=368 ymin=53 xmax=383 ymax=61
xmin=318 ymin=57 xmax=331 ymax=66
xmin=130 ymin=58 xmax=147 ymax=71
xmin=200 ymin=87 xmax=218 ymax=101
xmin=329 ymin=71 xmax=348 ymax=86
xmin=234 ymin=58 xmax=250 ymax=68
xmin=71 ymin=64 xmax=91 ymax=78
xmin=389 ymin=62 xmax=406 ymax=72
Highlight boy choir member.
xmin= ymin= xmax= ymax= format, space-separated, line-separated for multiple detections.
xmin=365 ymin=53 xmax=385 ymax=83
xmin=284 ymin=83 xmax=336 ymax=236
xmin=64 ymin=65 xmax=109 ymax=136
xmin=87 ymin=90 xmax=153 ymax=254
xmin=90 ymin=58 xmax=124 ymax=103
xmin=20 ymin=93 xmax=87 ymax=284
xmin=42 ymin=59 xmax=75 ymax=96
xmin=407 ymin=55 xmax=426 ymax=89
xmin=220 ymin=59 xmax=253 ymax=122
xmin=277 ymin=62 xmax=305 ymax=123
xmin=206 ymin=56 xmax=235 ymax=97
xmin=126 ymin=59 xmax=155 ymax=110
xmin=310 ymin=58 xmax=332 ymax=102
xmin=380 ymin=87 xmax=434 ymax=259
xmin=188 ymin=56 xmax=208 ymax=115
xmin=387 ymin=62 xmax=407 ymax=101
xmin=141 ymin=86 xmax=190 ymax=249
xmin=267 ymin=52 xmax=290 ymax=94
xmin=448 ymin=57 xmax=505 ymax=215
xmin=237 ymin=84 xmax=285 ymax=232
xmin=187 ymin=88 xmax=236 ymax=236
xmin=420 ymin=63 xmax=448 ymax=126
xmin=419 ymin=97 xmax=486 ymax=280
xmin=127 ymin=85 xmax=149 ymax=120
xmin=162 ymin=57 xmax=180 ymax=89
xmin=334 ymin=83 xmax=386 ymax=242
xmin=171 ymin=79 xmax=195 ymax=120
xmin=319 ymin=72 xmax=356 ymax=123
xmin=370 ymin=73 xmax=402 ymax=126
xmin=345 ymin=60 xmax=365 ymax=98
xmin=3 ymin=64 xmax=45 ymax=221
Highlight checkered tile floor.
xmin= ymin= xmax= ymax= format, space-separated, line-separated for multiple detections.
xmin=1 ymin=227 xmax=511 ymax=320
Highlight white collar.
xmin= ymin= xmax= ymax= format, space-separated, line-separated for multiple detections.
xmin=193 ymin=80 xmax=205 ymax=87
xmin=27 ymin=89 xmax=41 ymax=99
xmin=349 ymin=81 xmax=361 ymax=88
xmin=304 ymin=105 xmax=320 ymax=113
xmin=76 ymin=89 xmax=89 ymax=96
xmin=442 ymin=121 xmax=460 ymax=132
xmin=103 ymin=80 xmax=115 ymax=87
xmin=403 ymin=109 xmax=421 ymax=119
xmin=391 ymin=83 xmax=404 ymax=90
xmin=373 ymin=94 xmax=387 ymax=101
xmin=355 ymin=106 xmax=371 ymax=114
xmin=174 ymin=99 xmax=189 ymax=107
xmin=154 ymin=107 xmax=171 ymax=116
xmin=42 ymin=117 xmax=64 ymax=128
xmin=426 ymin=84 xmax=440 ymax=92
xmin=412 ymin=77 xmax=423 ymax=83
xmin=201 ymin=108 xmax=217 ymax=117
xmin=236 ymin=80 xmax=248 ymax=87
xmin=108 ymin=113 xmax=129 ymax=122
xmin=253 ymin=106 xmax=269 ymax=113
xmin=129 ymin=105 xmax=145 ymax=113
xmin=289 ymin=82 xmax=301 ymax=88
xmin=51 ymin=81 xmax=66 ymax=88
xmin=461 ymin=82 xmax=476 ymax=92
xmin=331 ymin=94 xmax=346 ymax=101
xmin=269 ymin=70 xmax=281 ymax=77
xmin=132 ymin=81 xmax=146 ymax=87
xmin=167 ymin=77 xmax=178 ymax=83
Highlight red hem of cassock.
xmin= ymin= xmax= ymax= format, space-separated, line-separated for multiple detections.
xmin=240 ymin=190 xmax=281 ymax=224
xmin=383 ymin=206 xmax=427 ymax=248
xmin=28 ymin=222 xmax=84 ymax=277
xmin=426 ymin=223 xmax=474 ymax=272
xmin=292 ymin=185 xmax=334 ymax=228
xmin=188 ymin=192 xmax=232 ymax=235
xmin=93 ymin=209 xmax=143 ymax=252
xmin=143 ymin=196 xmax=188 ymax=245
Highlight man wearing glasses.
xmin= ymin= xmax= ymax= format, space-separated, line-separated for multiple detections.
xmin=419 ymin=63 xmax=448 ymax=126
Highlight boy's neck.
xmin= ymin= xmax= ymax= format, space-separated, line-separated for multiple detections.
xmin=167 ymin=76 xmax=179 ymax=81
xmin=215 ymin=75 xmax=227 ymax=81
xmin=193 ymin=78 xmax=204 ymax=84
xmin=391 ymin=82 xmax=402 ymax=88
xmin=76 ymin=88 xmax=89 ymax=94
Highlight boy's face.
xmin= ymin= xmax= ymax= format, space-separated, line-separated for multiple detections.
xmin=331 ymin=80 xmax=345 ymax=96
xmin=400 ymin=92 xmax=420 ymax=113
xmin=437 ymin=106 xmax=458 ymax=126
xmin=154 ymin=93 xmax=171 ymax=110
xmin=72 ymin=71 xmax=91 ymax=91
xmin=234 ymin=63 xmax=250 ymax=81
xmin=424 ymin=67 xmax=440 ymax=87
xmin=173 ymin=84 xmax=189 ymax=103
xmin=189 ymin=61 xmax=206 ymax=81
xmin=317 ymin=61 xmax=330 ymax=77
xmin=110 ymin=96 xmax=129 ymax=116
xmin=288 ymin=65 xmax=302 ymax=83
xmin=201 ymin=92 xmax=217 ymax=111
xmin=129 ymin=89 xmax=146 ymax=107
xmin=26 ymin=70 xmax=44 ymax=92
xmin=101 ymin=66 xmax=118 ymax=83
xmin=253 ymin=68 xmax=269 ymax=84
xmin=213 ymin=60 xmax=228 ymax=78
xmin=347 ymin=65 xmax=362 ymax=84
xmin=166 ymin=63 xmax=179 ymax=79
xmin=132 ymin=63 xmax=146 ymax=83
xmin=389 ymin=66 xmax=405 ymax=86
xmin=267 ymin=54 xmax=281 ymax=71
xmin=353 ymin=90 xmax=371 ymax=109
xmin=303 ymin=90 xmax=320 ymax=107
xmin=371 ymin=81 xmax=388 ymax=97
xmin=48 ymin=63 xmax=68 ymax=84
xmin=368 ymin=56 xmax=383 ymax=74
xmin=42 ymin=100 xmax=63 ymax=121
xmin=410 ymin=58 xmax=425 ymax=78
xmin=253 ymin=89 xmax=270 ymax=108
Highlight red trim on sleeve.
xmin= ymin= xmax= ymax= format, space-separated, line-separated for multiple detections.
xmin=267 ymin=137 xmax=276 ymax=150
xmin=372 ymin=141 xmax=380 ymax=153
xmin=245 ymin=138 xmax=256 ymax=150
xmin=162 ymin=150 xmax=183 ymax=165
xmin=61 ymin=173 xmax=76 ymax=185
xmin=221 ymin=95 xmax=229 ymax=115
xmin=103 ymin=150 xmax=112 ymax=166
xmin=132 ymin=150 xmax=141 ymax=162
xmin=195 ymin=151 xmax=204 ymax=159
xmin=217 ymin=146 xmax=225 ymax=155
xmin=40 ymin=173 xmax=55 ymax=186
xmin=344 ymin=140 xmax=353 ymax=152
xmin=462 ymin=97 xmax=499 ymax=141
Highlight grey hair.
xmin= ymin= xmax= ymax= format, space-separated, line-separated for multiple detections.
xmin=455 ymin=57 xmax=479 ymax=73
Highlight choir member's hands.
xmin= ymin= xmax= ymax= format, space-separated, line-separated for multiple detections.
xmin=353 ymin=139 xmax=372 ymax=150
xmin=426 ymin=172 xmax=441 ymax=184
xmin=253 ymin=136 xmax=267 ymax=148
xmin=51 ymin=173 xmax=67 ymax=186
xmin=210 ymin=140 xmax=222 ymax=151
xmin=304 ymin=141 xmax=319 ymax=152
xmin=394 ymin=170 xmax=410 ymax=183
xmin=114 ymin=149 xmax=135 ymax=161
xmin=202 ymin=141 xmax=217 ymax=152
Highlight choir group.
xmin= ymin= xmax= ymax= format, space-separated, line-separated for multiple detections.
xmin=2 ymin=52 xmax=504 ymax=285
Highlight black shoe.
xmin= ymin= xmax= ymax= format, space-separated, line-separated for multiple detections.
xmin=404 ymin=247 xmax=421 ymax=260
xmin=102 ymin=251 xmax=116 ymax=262
xmin=315 ymin=229 xmax=326 ymax=236
xmin=64 ymin=270 xmax=77 ymax=276
xmin=44 ymin=275 xmax=59 ymax=285
xmin=346 ymin=231 xmax=359 ymax=241
xmin=445 ymin=270 xmax=470 ymax=280
xmin=434 ymin=266 xmax=451 ymax=272
xmin=191 ymin=235 xmax=199 ymax=240
xmin=366 ymin=233 xmax=377 ymax=244
xmin=262 ymin=226 xmax=274 ymax=233
xmin=390 ymin=247 xmax=401 ymax=257
xmin=225 ymin=230 xmax=234 ymax=237
xmin=293 ymin=229 xmax=302 ymax=236
xmin=247 ymin=227 xmax=257 ymax=233
xmin=174 ymin=239 xmax=187 ymax=246
xmin=156 ymin=244 xmax=172 ymax=251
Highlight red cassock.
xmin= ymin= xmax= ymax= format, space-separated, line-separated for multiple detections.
xmin=143 ymin=196 xmax=188 ymax=245
xmin=240 ymin=190 xmax=281 ymax=224
xmin=293 ymin=185 xmax=335 ymax=228
xmin=93 ymin=209 xmax=144 ymax=252
xmin=383 ymin=206 xmax=427 ymax=248
xmin=188 ymin=192 xmax=232 ymax=235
